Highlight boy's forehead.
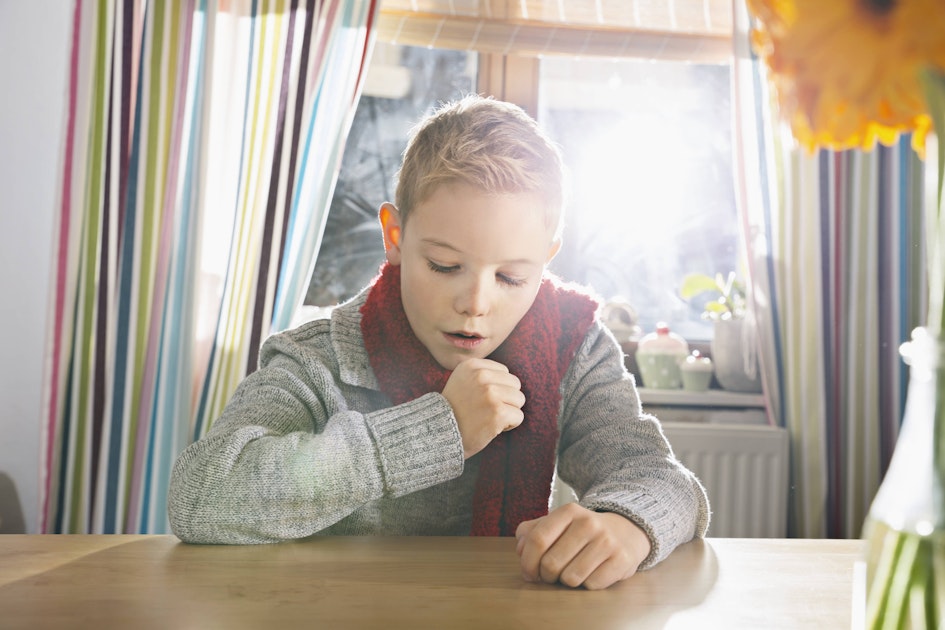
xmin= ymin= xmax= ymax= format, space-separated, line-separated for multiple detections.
xmin=407 ymin=183 xmax=559 ymax=240
xmin=412 ymin=182 xmax=559 ymax=221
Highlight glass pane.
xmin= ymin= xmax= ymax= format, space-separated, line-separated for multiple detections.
xmin=539 ymin=57 xmax=738 ymax=341
xmin=305 ymin=43 xmax=477 ymax=307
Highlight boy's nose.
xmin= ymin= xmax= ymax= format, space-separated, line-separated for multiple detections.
xmin=455 ymin=275 xmax=491 ymax=317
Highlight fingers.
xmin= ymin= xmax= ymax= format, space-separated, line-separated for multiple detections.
xmin=552 ymin=539 xmax=636 ymax=590
xmin=460 ymin=360 xmax=525 ymax=410
xmin=458 ymin=357 xmax=511 ymax=373
xmin=515 ymin=505 xmax=647 ymax=590
xmin=514 ymin=518 xmax=539 ymax=555
xmin=442 ymin=359 xmax=526 ymax=458
xmin=516 ymin=508 xmax=573 ymax=584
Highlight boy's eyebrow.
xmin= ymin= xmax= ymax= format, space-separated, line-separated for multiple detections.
xmin=421 ymin=237 xmax=540 ymax=266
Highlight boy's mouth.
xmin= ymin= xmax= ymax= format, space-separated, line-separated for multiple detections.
xmin=445 ymin=330 xmax=485 ymax=349
xmin=449 ymin=331 xmax=481 ymax=339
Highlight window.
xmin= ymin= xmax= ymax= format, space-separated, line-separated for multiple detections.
xmin=539 ymin=57 xmax=737 ymax=341
xmin=305 ymin=43 xmax=739 ymax=342
xmin=304 ymin=43 xmax=477 ymax=307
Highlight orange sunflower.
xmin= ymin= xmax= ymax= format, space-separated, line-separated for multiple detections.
xmin=747 ymin=0 xmax=945 ymax=155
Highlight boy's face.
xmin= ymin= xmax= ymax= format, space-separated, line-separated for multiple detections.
xmin=380 ymin=182 xmax=560 ymax=371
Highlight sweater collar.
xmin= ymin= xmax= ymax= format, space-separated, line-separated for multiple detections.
xmin=329 ymin=289 xmax=380 ymax=390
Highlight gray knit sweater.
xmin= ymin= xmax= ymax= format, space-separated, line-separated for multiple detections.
xmin=167 ymin=290 xmax=710 ymax=569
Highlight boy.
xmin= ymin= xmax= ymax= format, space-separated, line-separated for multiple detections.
xmin=168 ymin=95 xmax=709 ymax=590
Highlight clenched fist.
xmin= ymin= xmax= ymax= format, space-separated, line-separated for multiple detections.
xmin=441 ymin=358 xmax=526 ymax=459
xmin=516 ymin=503 xmax=652 ymax=590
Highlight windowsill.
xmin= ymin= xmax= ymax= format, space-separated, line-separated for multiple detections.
xmin=637 ymin=388 xmax=764 ymax=409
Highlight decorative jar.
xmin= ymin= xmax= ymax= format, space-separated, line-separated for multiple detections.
xmin=635 ymin=323 xmax=689 ymax=389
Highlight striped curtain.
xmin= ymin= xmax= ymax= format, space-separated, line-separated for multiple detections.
xmin=733 ymin=4 xmax=926 ymax=539
xmin=41 ymin=0 xmax=379 ymax=534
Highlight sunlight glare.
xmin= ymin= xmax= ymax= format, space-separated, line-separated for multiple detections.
xmin=573 ymin=119 xmax=691 ymax=251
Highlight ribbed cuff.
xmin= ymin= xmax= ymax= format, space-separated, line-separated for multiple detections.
xmin=582 ymin=487 xmax=680 ymax=570
xmin=367 ymin=392 xmax=464 ymax=497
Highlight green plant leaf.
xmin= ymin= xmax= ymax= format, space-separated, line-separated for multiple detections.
xmin=679 ymin=273 xmax=721 ymax=299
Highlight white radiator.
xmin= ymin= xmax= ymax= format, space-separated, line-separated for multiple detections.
xmin=551 ymin=421 xmax=789 ymax=538
xmin=661 ymin=421 xmax=789 ymax=538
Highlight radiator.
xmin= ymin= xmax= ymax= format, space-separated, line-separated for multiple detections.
xmin=550 ymin=421 xmax=790 ymax=538
xmin=661 ymin=421 xmax=789 ymax=538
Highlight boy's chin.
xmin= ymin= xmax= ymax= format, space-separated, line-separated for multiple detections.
xmin=434 ymin=353 xmax=470 ymax=372
xmin=432 ymin=348 xmax=492 ymax=371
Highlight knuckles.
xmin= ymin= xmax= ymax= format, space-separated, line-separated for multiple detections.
xmin=539 ymin=553 xmax=566 ymax=580
xmin=528 ymin=527 xmax=558 ymax=552
xmin=559 ymin=567 xmax=588 ymax=589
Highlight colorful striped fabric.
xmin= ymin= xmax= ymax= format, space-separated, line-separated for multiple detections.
xmin=41 ymin=0 xmax=379 ymax=534
xmin=733 ymin=6 xmax=925 ymax=539
xmin=772 ymin=144 xmax=923 ymax=540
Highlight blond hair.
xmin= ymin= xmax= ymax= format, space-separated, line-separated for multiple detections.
xmin=394 ymin=95 xmax=566 ymax=237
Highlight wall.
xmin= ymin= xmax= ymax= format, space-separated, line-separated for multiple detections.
xmin=0 ymin=1 xmax=73 ymax=533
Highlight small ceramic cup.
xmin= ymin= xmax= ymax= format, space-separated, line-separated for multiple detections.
xmin=680 ymin=350 xmax=713 ymax=392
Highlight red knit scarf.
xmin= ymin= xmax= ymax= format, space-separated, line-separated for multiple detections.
xmin=360 ymin=263 xmax=598 ymax=536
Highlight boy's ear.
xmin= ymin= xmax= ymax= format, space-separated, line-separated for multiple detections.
xmin=546 ymin=238 xmax=562 ymax=263
xmin=379 ymin=202 xmax=403 ymax=265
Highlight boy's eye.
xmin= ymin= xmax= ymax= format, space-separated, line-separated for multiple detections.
xmin=497 ymin=273 xmax=526 ymax=287
xmin=427 ymin=260 xmax=458 ymax=274
xmin=427 ymin=260 xmax=526 ymax=287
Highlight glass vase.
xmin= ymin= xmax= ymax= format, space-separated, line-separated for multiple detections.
xmin=862 ymin=327 xmax=944 ymax=628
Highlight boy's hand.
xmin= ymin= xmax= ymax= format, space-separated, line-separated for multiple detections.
xmin=442 ymin=358 xmax=526 ymax=459
xmin=515 ymin=503 xmax=652 ymax=590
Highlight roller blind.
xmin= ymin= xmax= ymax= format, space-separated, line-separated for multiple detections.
xmin=376 ymin=0 xmax=733 ymax=62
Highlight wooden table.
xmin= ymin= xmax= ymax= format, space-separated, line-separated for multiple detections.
xmin=0 ymin=535 xmax=863 ymax=629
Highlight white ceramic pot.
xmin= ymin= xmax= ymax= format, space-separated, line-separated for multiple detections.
xmin=710 ymin=318 xmax=762 ymax=393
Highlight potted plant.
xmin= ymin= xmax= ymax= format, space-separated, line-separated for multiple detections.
xmin=680 ymin=272 xmax=762 ymax=394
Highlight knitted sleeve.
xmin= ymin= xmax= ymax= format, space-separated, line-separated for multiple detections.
xmin=166 ymin=319 xmax=465 ymax=544
xmin=555 ymin=322 xmax=711 ymax=569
